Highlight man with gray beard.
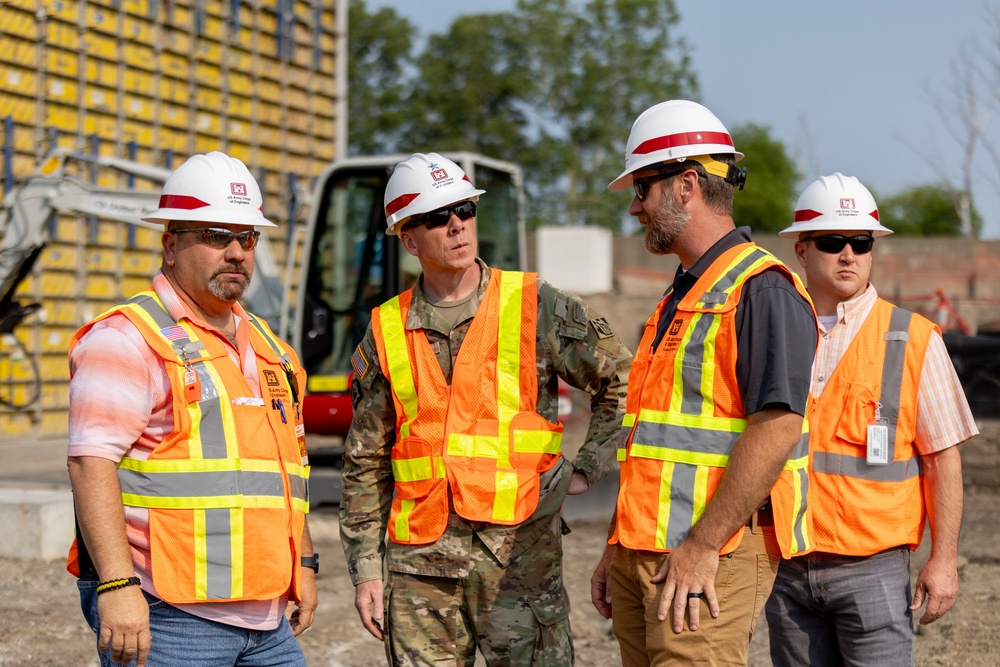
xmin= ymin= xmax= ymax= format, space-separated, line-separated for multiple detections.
xmin=591 ymin=100 xmax=818 ymax=666
xmin=66 ymin=152 xmax=316 ymax=667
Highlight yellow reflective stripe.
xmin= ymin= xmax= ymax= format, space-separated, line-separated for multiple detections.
xmin=698 ymin=314 xmax=723 ymax=416
xmin=435 ymin=457 xmax=446 ymax=478
xmin=447 ymin=433 xmax=504 ymax=459
xmin=283 ymin=462 xmax=309 ymax=478
xmin=655 ymin=461 xmax=675 ymax=550
xmin=380 ymin=298 xmax=418 ymax=439
xmin=291 ymin=497 xmax=310 ymax=514
xmin=629 ymin=443 xmax=729 ymax=468
xmin=493 ymin=471 xmax=518 ymax=523
xmin=512 ymin=430 xmax=562 ymax=454
xmin=691 ymin=464 xmax=710 ymax=526
xmin=784 ymin=454 xmax=809 ymax=471
xmin=395 ymin=499 xmax=414 ymax=542
xmin=636 ymin=408 xmax=746 ymax=433
xmin=617 ymin=448 xmax=627 ymax=462
xmin=392 ymin=456 xmax=436 ymax=482
xmin=194 ymin=509 xmax=208 ymax=599
xmin=623 ymin=413 xmax=636 ymax=428
xmin=790 ymin=470 xmax=806 ymax=554
xmin=496 ymin=271 xmax=524 ymax=469
xmin=120 ymin=457 xmax=282 ymax=474
xmin=230 ymin=507 xmax=244 ymax=598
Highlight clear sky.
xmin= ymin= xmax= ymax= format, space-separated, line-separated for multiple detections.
xmin=368 ymin=0 xmax=1000 ymax=239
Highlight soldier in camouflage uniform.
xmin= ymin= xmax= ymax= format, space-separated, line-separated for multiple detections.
xmin=339 ymin=153 xmax=632 ymax=667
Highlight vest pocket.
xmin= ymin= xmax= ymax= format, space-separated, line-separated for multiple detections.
xmin=834 ymin=382 xmax=880 ymax=448
xmin=391 ymin=437 xmax=445 ymax=500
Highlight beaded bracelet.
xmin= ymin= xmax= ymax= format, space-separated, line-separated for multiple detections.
xmin=96 ymin=577 xmax=141 ymax=595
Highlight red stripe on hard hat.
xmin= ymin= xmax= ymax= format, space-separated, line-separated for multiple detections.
xmin=870 ymin=209 xmax=879 ymax=221
xmin=793 ymin=209 xmax=823 ymax=222
xmin=158 ymin=194 xmax=210 ymax=210
xmin=633 ymin=131 xmax=734 ymax=155
xmin=462 ymin=175 xmax=472 ymax=183
xmin=386 ymin=192 xmax=419 ymax=217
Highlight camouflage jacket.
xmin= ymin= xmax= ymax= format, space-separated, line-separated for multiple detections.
xmin=339 ymin=259 xmax=632 ymax=585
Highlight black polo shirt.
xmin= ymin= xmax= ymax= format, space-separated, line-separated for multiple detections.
xmin=651 ymin=227 xmax=816 ymax=416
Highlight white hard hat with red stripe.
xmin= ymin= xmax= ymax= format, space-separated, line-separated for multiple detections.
xmin=779 ymin=173 xmax=892 ymax=238
xmin=141 ymin=151 xmax=275 ymax=228
xmin=383 ymin=153 xmax=485 ymax=235
xmin=608 ymin=99 xmax=745 ymax=191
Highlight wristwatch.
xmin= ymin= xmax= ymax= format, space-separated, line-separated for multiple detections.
xmin=301 ymin=553 xmax=319 ymax=573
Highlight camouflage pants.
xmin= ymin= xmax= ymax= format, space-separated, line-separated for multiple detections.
xmin=384 ymin=527 xmax=574 ymax=666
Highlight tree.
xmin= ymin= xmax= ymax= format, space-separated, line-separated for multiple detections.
xmin=879 ymin=184 xmax=982 ymax=237
xmin=347 ymin=1 xmax=416 ymax=155
xmin=729 ymin=124 xmax=800 ymax=234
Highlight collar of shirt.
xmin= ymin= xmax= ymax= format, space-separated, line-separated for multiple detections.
xmin=406 ymin=257 xmax=490 ymax=335
xmin=830 ymin=282 xmax=878 ymax=332
xmin=667 ymin=226 xmax=753 ymax=299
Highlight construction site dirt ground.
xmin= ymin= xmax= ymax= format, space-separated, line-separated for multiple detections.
xmin=2 ymin=420 xmax=999 ymax=666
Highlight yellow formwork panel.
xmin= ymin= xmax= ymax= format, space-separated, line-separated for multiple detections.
xmin=123 ymin=42 xmax=156 ymax=72
xmin=161 ymin=102 xmax=190 ymax=130
xmin=194 ymin=60 xmax=221 ymax=87
xmin=257 ymin=77 xmax=280 ymax=101
xmin=46 ymin=0 xmax=81 ymax=23
xmin=227 ymin=94 xmax=252 ymax=120
xmin=194 ymin=132 xmax=225 ymax=154
xmin=196 ymin=39 xmax=222 ymax=65
xmin=228 ymin=68 xmax=253 ymax=95
xmin=45 ymin=46 xmax=80 ymax=77
xmin=84 ymin=56 xmax=118 ymax=87
xmin=40 ymin=242 xmax=80 ymax=270
xmin=286 ymin=67 xmax=310 ymax=90
xmin=194 ymin=87 xmax=221 ymax=111
xmin=39 ymin=327 xmax=73 ymax=356
xmin=38 ymin=356 xmax=70 ymax=382
xmin=164 ymin=28 xmax=193 ymax=58
xmin=0 ymin=33 xmax=38 ymax=68
xmin=285 ymin=86 xmax=309 ymax=112
xmin=123 ymin=68 xmax=155 ymax=97
xmin=82 ymin=113 xmax=117 ymax=139
xmin=227 ymin=141 xmax=251 ymax=164
xmin=3 ymin=64 xmax=36 ymax=98
xmin=158 ymin=125 xmax=189 ymax=153
xmin=86 ymin=83 xmax=119 ymax=115
xmin=168 ymin=4 xmax=194 ymax=32
xmin=85 ymin=248 xmax=119 ymax=272
xmin=46 ymin=20 xmax=81 ymax=51
xmin=121 ymin=276 xmax=153 ymax=298
xmin=256 ymin=33 xmax=278 ymax=58
xmin=39 ymin=271 xmax=79 ymax=298
xmin=161 ymin=74 xmax=191 ymax=104
xmin=0 ymin=95 xmax=34 ymax=124
xmin=257 ymin=8 xmax=278 ymax=33
xmin=122 ymin=13 xmax=154 ymax=44
xmin=160 ymin=51 xmax=191 ymax=81
xmin=227 ymin=47 xmax=253 ymax=73
xmin=122 ymin=117 xmax=155 ymax=146
xmin=122 ymin=249 xmax=157 ymax=275
xmin=129 ymin=225 xmax=161 ymax=249
xmin=286 ymin=110 xmax=310 ymax=135
xmin=122 ymin=0 xmax=155 ymax=18
xmin=84 ymin=275 xmax=120 ymax=300
xmin=45 ymin=102 xmax=79 ymax=133
xmin=202 ymin=12 xmax=223 ymax=40
xmin=83 ymin=6 xmax=120 ymax=38
xmin=47 ymin=75 xmax=79 ymax=105
xmin=194 ymin=111 xmax=221 ymax=135
xmin=38 ymin=300 xmax=79 ymax=327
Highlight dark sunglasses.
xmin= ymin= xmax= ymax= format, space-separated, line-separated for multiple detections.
xmin=404 ymin=201 xmax=477 ymax=231
xmin=632 ymin=169 xmax=686 ymax=201
xmin=803 ymin=233 xmax=874 ymax=255
xmin=170 ymin=227 xmax=260 ymax=251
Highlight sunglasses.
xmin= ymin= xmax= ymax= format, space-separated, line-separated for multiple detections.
xmin=632 ymin=169 xmax=686 ymax=201
xmin=170 ymin=227 xmax=261 ymax=251
xmin=803 ymin=233 xmax=874 ymax=255
xmin=404 ymin=201 xmax=477 ymax=231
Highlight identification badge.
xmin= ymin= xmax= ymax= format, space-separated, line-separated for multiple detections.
xmin=866 ymin=401 xmax=889 ymax=466
xmin=183 ymin=366 xmax=201 ymax=404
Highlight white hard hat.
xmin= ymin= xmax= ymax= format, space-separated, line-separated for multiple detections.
xmin=383 ymin=153 xmax=485 ymax=235
xmin=608 ymin=100 xmax=744 ymax=191
xmin=779 ymin=173 xmax=893 ymax=238
xmin=142 ymin=151 xmax=275 ymax=228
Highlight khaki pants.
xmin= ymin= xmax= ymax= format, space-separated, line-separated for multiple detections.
xmin=610 ymin=516 xmax=779 ymax=667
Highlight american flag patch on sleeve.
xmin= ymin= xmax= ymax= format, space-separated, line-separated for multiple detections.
xmin=351 ymin=344 xmax=370 ymax=380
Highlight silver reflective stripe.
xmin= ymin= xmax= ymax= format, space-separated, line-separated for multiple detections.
xmin=881 ymin=307 xmax=912 ymax=462
xmin=812 ymin=451 xmax=922 ymax=482
xmin=118 ymin=468 xmax=284 ymax=499
xmin=680 ymin=313 xmax=715 ymax=413
xmin=790 ymin=431 xmax=809 ymax=460
xmin=287 ymin=473 xmax=308 ymax=502
xmin=205 ymin=508 xmax=232 ymax=599
xmin=632 ymin=421 xmax=740 ymax=456
xmin=791 ymin=468 xmax=808 ymax=549
xmin=701 ymin=248 xmax=767 ymax=305
xmin=666 ymin=464 xmax=697 ymax=549
xmin=248 ymin=315 xmax=293 ymax=366
xmin=130 ymin=295 xmax=228 ymax=459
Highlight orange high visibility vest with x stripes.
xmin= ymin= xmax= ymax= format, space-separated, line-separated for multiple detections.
xmin=372 ymin=269 xmax=564 ymax=545
xmin=807 ymin=300 xmax=934 ymax=556
xmin=613 ymin=243 xmax=815 ymax=558
xmin=67 ymin=291 xmax=309 ymax=604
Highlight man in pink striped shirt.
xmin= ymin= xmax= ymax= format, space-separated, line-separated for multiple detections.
xmin=68 ymin=152 xmax=316 ymax=667
xmin=765 ymin=173 xmax=978 ymax=667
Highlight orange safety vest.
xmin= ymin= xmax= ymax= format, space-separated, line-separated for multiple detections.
xmin=613 ymin=244 xmax=815 ymax=558
xmin=66 ymin=291 xmax=309 ymax=604
xmin=372 ymin=269 xmax=564 ymax=545
xmin=807 ymin=299 xmax=934 ymax=556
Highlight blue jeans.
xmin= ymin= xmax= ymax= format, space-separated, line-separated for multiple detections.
xmin=78 ymin=579 xmax=306 ymax=667
xmin=764 ymin=547 xmax=914 ymax=667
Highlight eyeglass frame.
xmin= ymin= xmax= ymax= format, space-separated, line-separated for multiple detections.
xmin=169 ymin=226 xmax=261 ymax=251
xmin=801 ymin=233 xmax=875 ymax=255
xmin=632 ymin=168 xmax=693 ymax=201
xmin=401 ymin=200 xmax=478 ymax=232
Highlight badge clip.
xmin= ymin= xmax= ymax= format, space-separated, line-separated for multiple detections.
xmin=866 ymin=401 xmax=889 ymax=466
